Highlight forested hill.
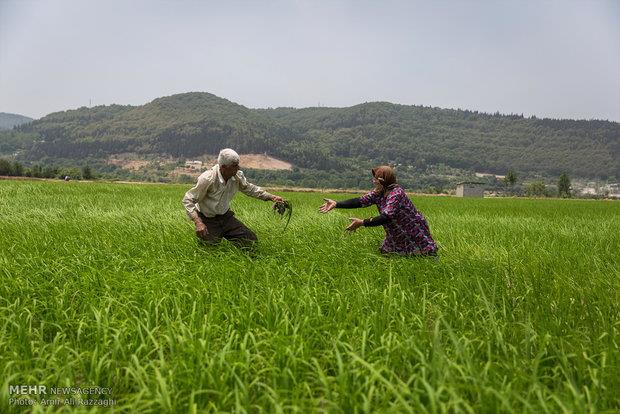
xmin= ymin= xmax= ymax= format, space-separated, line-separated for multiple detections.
xmin=256 ymin=103 xmax=619 ymax=178
xmin=12 ymin=93 xmax=298 ymax=161
xmin=0 ymin=112 xmax=33 ymax=130
xmin=2 ymin=92 xmax=618 ymax=179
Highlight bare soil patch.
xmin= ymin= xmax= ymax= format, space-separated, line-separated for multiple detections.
xmin=240 ymin=154 xmax=292 ymax=170
xmin=107 ymin=158 xmax=151 ymax=171
xmin=199 ymin=154 xmax=292 ymax=170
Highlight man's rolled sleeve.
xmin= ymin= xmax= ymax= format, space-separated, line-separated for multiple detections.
xmin=237 ymin=171 xmax=273 ymax=201
xmin=182 ymin=175 xmax=212 ymax=218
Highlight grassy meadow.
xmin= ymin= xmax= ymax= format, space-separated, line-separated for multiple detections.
xmin=0 ymin=179 xmax=619 ymax=413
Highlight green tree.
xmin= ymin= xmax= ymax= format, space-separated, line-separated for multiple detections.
xmin=558 ymin=173 xmax=571 ymax=198
xmin=0 ymin=158 xmax=12 ymax=175
xmin=504 ymin=170 xmax=517 ymax=187
xmin=526 ymin=181 xmax=547 ymax=197
xmin=12 ymin=161 xmax=24 ymax=176
xmin=42 ymin=165 xmax=58 ymax=178
xmin=31 ymin=164 xmax=43 ymax=178
xmin=177 ymin=174 xmax=194 ymax=184
xmin=81 ymin=165 xmax=93 ymax=180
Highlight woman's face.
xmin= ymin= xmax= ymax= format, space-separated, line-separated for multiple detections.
xmin=372 ymin=176 xmax=384 ymax=191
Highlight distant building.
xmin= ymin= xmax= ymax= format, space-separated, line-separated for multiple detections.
xmin=184 ymin=160 xmax=203 ymax=170
xmin=604 ymin=183 xmax=620 ymax=198
xmin=580 ymin=187 xmax=598 ymax=196
xmin=456 ymin=182 xmax=484 ymax=198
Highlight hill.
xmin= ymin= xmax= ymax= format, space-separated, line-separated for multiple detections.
xmin=257 ymin=103 xmax=619 ymax=179
xmin=1 ymin=92 xmax=618 ymax=180
xmin=0 ymin=112 xmax=33 ymax=130
xmin=12 ymin=93 xmax=299 ymax=161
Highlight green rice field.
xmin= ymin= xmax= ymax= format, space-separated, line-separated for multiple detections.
xmin=1 ymin=179 xmax=619 ymax=413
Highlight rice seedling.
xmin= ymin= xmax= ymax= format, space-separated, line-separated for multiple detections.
xmin=272 ymin=200 xmax=293 ymax=232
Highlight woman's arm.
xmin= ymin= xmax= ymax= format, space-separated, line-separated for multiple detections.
xmin=335 ymin=198 xmax=362 ymax=208
xmin=320 ymin=191 xmax=376 ymax=214
xmin=320 ymin=197 xmax=362 ymax=213
xmin=357 ymin=188 xmax=402 ymax=228
xmin=363 ymin=213 xmax=389 ymax=227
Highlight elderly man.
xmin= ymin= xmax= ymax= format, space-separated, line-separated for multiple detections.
xmin=182 ymin=148 xmax=283 ymax=246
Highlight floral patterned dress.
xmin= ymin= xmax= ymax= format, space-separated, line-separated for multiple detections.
xmin=359 ymin=185 xmax=437 ymax=255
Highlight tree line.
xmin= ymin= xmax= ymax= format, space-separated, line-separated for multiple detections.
xmin=0 ymin=154 xmax=598 ymax=200
xmin=0 ymin=158 xmax=92 ymax=180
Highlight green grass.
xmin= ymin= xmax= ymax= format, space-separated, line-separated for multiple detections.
xmin=0 ymin=179 xmax=619 ymax=413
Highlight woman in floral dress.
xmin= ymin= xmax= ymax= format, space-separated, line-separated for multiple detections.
xmin=319 ymin=166 xmax=438 ymax=256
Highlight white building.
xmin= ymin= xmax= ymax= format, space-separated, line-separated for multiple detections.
xmin=604 ymin=183 xmax=620 ymax=198
xmin=456 ymin=182 xmax=485 ymax=198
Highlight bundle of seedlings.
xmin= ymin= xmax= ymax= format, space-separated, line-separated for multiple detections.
xmin=272 ymin=200 xmax=292 ymax=231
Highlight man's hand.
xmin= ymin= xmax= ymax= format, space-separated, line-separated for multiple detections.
xmin=346 ymin=217 xmax=364 ymax=232
xmin=319 ymin=198 xmax=337 ymax=213
xmin=195 ymin=220 xmax=209 ymax=239
xmin=271 ymin=195 xmax=284 ymax=203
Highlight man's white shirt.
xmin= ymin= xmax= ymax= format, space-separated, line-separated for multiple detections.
xmin=182 ymin=164 xmax=273 ymax=218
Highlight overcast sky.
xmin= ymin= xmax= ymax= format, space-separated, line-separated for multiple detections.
xmin=1 ymin=0 xmax=619 ymax=121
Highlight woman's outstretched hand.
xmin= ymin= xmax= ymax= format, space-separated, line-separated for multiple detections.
xmin=346 ymin=218 xmax=364 ymax=232
xmin=319 ymin=198 xmax=337 ymax=213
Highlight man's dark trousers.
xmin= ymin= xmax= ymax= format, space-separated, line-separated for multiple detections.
xmin=198 ymin=210 xmax=257 ymax=246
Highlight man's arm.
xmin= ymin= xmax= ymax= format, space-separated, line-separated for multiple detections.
xmin=237 ymin=171 xmax=281 ymax=202
xmin=182 ymin=175 xmax=212 ymax=238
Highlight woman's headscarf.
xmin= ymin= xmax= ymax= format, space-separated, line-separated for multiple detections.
xmin=372 ymin=165 xmax=398 ymax=195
